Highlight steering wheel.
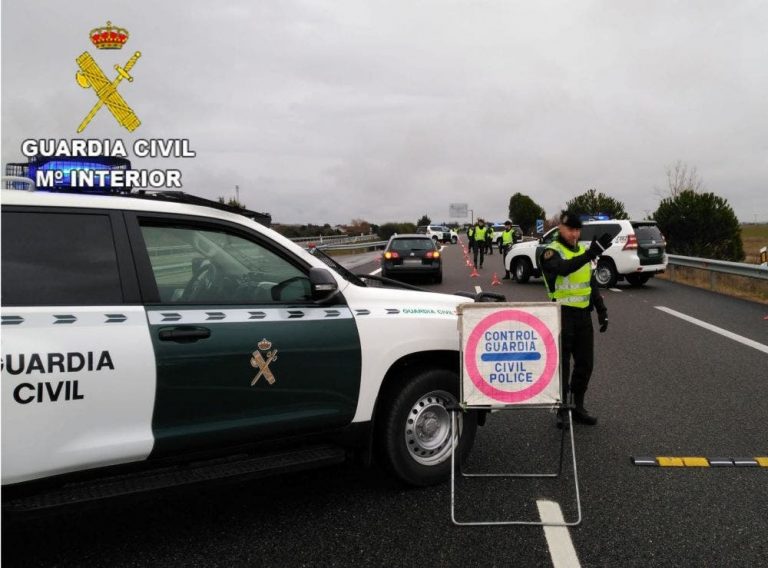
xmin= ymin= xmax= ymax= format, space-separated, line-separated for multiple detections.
xmin=182 ymin=259 xmax=219 ymax=301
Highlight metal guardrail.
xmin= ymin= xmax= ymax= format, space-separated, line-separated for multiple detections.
xmin=667 ymin=254 xmax=768 ymax=280
xmin=290 ymin=234 xmax=380 ymax=246
xmin=314 ymin=240 xmax=388 ymax=252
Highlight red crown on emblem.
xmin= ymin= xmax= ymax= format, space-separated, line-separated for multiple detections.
xmin=89 ymin=21 xmax=129 ymax=49
xmin=257 ymin=339 xmax=272 ymax=351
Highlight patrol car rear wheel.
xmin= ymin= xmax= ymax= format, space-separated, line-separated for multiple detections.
xmin=378 ymin=369 xmax=477 ymax=486
xmin=626 ymin=273 xmax=650 ymax=287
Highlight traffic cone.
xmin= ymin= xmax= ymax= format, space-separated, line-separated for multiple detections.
xmin=491 ymin=272 xmax=501 ymax=286
xmin=470 ymin=266 xmax=479 ymax=278
xmin=466 ymin=258 xmax=471 ymax=267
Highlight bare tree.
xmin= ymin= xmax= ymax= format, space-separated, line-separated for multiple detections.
xmin=655 ymin=160 xmax=704 ymax=198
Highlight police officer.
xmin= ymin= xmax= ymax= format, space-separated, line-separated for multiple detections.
xmin=471 ymin=218 xmax=488 ymax=268
xmin=485 ymin=225 xmax=495 ymax=256
xmin=500 ymin=220 xmax=517 ymax=279
xmin=540 ymin=211 xmax=612 ymax=426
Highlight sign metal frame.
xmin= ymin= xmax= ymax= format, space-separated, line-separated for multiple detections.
xmin=450 ymin=302 xmax=582 ymax=527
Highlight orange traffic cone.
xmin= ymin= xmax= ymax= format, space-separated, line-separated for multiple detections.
xmin=466 ymin=258 xmax=471 ymax=267
xmin=470 ymin=266 xmax=479 ymax=278
xmin=491 ymin=272 xmax=501 ymax=286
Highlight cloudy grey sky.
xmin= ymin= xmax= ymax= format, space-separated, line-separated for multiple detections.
xmin=2 ymin=1 xmax=767 ymax=225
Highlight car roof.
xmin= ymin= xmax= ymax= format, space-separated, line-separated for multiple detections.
xmin=0 ymin=189 xmax=310 ymax=259
xmin=583 ymin=219 xmax=656 ymax=225
xmin=2 ymin=189 xmax=241 ymax=220
xmin=389 ymin=233 xmax=432 ymax=239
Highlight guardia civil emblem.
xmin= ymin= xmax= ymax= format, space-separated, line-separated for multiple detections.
xmin=75 ymin=21 xmax=141 ymax=133
xmin=251 ymin=339 xmax=278 ymax=385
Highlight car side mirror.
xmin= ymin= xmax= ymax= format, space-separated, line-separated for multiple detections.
xmin=309 ymin=267 xmax=339 ymax=302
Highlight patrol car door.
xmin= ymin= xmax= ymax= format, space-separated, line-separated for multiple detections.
xmin=1 ymin=208 xmax=155 ymax=485
xmin=127 ymin=215 xmax=361 ymax=457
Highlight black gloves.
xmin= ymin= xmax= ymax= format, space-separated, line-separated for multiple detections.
xmin=587 ymin=233 xmax=614 ymax=260
xmin=587 ymin=238 xmax=602 ymax=260
xmin=598 ymin=311 xmax=608 ymax=333
xmin=598 ymin=232 xmax=613 ymax=250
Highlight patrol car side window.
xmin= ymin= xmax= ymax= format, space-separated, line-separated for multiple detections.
xmin=579 ymin=226 xmax=597 ymax=242
xmin=1 ymin=211 xmax=122 ymax=306
xmin=140 ymin=225 xmax=310 ymax=304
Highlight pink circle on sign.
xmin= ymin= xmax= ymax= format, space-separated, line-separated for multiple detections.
xmin=465 ymin=309 xmax=557 ymax=403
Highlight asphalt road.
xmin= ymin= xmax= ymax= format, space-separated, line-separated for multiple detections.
xmin=4 ymin=241 xmax=767 ymax=567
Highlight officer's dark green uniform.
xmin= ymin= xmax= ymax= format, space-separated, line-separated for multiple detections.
xmin=540 ymin=212 xmax=610 ymax=425
xmin=471 ymin=220 xmax=488 ymax=268
xmin=500 ymin=221 xmax=516 ymax=279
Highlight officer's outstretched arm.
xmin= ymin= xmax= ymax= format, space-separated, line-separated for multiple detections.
xmin=540 ymin=249 xmax=592 ymax=276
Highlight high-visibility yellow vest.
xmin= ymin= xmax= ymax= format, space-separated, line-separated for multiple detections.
xmin=501 ymin=229 xmax=514 ymax=245
xmin=473 ymin=226 xmax=488 ymax=240
xmin=545 ymin=241 xmax=591 ymax=309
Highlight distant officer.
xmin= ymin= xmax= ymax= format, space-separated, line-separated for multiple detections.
xmin=466 ymin=224 xmax=475 ymax=253
xmin=485 ymin=225 xmax=495 ymax=256
xmin=500 ymin=220 xmax=516 ymax=279
xmin=471 ymin=218 xmax=488 ymax=268
xmin=540 ymin=211 xmax=612 ymax=426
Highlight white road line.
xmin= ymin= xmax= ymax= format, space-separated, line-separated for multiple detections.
xmin=609 ymin=288 xmax=622 ymax=292
xmin=474 ymin=285 xmax=482 ymax=294
xmin=537 ymin=500 xmax=581 ymax=568
xmin=369 ymin=268 xmax=382 ymax=275
xmin=655 ymin=306 xmax=768 ymax=355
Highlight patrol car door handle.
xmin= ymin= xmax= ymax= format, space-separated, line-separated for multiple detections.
xmin=158 ymin=326 xmax=211 ymax=343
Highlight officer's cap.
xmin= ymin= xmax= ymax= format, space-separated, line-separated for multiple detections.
xmin=504 ymin=220 xmax=512 ymax=226
xmin=559 ymin=211 xmax=583 ymax=229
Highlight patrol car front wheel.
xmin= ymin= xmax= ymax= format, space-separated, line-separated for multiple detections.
xmin=514 ymin=258 xmax=532 ymax=283
xmin=595 ymin=259 xmax=618 ymax=288
xmin=378 ymin=369 xmax=477 ymax=486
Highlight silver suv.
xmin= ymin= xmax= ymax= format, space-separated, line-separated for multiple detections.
xmin=504 ymin=219 xmax=667 ymax=287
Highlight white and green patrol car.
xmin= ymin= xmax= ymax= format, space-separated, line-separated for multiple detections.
xmin=1 ymin=188 xmax=482 ymax=512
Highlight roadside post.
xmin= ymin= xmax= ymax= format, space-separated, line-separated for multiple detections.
xmin=450 ymin=302 xmax=582 ymax=526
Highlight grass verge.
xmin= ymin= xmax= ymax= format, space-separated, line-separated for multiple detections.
xmin=657 ymin=266 xmax=768 ymax=305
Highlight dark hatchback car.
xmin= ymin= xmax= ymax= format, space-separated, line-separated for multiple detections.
xmin=381 ymin=234 xmax=443 ymax=283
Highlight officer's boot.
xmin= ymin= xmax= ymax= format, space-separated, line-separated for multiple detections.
xmin=572 ymin=392 xmax=597 ymax=426
xmin=503 ymin=270 xmax=511 ymax=280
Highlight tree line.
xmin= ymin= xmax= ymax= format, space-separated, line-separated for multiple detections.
xmin=506 ymin=162 xmax=744 ymax=261
xmin=235 ymin=162 xmax=747 ymax=261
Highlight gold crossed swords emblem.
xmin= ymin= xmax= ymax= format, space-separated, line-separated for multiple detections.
xmin=75 ymin=50 xmax=141 ymax=132
xmin=251 ymin=348 xmax=278 ymax=385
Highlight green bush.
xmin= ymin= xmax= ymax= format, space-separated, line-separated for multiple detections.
xmin=378 ymin=222 xmax=417 ymax=240
xmin=653 ymin=190 xmax=744 ymax=261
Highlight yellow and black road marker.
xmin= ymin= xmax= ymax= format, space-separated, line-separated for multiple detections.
xmin=632 ymin=456 xmax=768 ymax=467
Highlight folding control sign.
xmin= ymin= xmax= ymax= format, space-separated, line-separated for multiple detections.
xmin=459 ymin=303 xmax=561 ymax=407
